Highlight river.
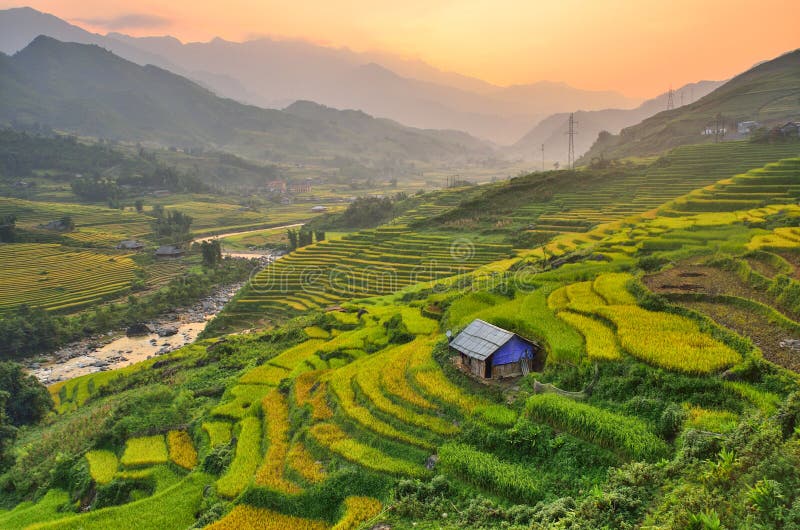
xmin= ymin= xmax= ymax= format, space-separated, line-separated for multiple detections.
xmin=28 ymin=224 xmax=300 ymax=385
xmin=29 ymin=281 xmax=247 ymax=385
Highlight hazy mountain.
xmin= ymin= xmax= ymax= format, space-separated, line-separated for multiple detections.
xmin=0 ymin=37 xmax=494 ymax=167
xmin=107 ymin=32 xmax=641 ymax=144
xmin=510 ymin=80 xmax=725 ymax=163
xmin=0 ymin=7 xmax=181 ymax=74
xmin=0 ymin=7 xmax=645 ymax=144
xmin=581 ymin=49 xmax=800 ymax=161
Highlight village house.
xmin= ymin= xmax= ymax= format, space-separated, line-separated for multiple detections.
xmin=737 ymin=121 xmax=760 ymax=135
xmin=449 ymin=319 xmax=539 ymax=379
xmin=311 ymin=205 xmax=328 ymax=213
xmin=116 ymin=239 xmax=145 ymax=251
xmin=155 ymin=245 xmax=185 ymax=258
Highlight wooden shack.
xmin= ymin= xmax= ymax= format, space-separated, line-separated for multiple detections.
xmin=449 ymin=319 xmax=538 ymax=379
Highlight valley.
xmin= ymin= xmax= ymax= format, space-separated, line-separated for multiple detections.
xmin=0 ymin=6 xmax=799 ymax=530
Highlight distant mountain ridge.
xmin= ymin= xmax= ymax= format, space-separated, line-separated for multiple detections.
xmin=0 ymin=7 xmax=642 ymax=144
xmin=509 ymin=80 xmax=725 ymax=163
xmin=580 ymin=49 xmax=800 ymax=161
xmin=0 ymin=36 xmax=494 ymax=167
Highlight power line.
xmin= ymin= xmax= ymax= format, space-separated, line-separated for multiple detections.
xmin=540 ymin=144 xmax=545 ymax=171
xmin=565 ymin=113 xmax=577 ymax=170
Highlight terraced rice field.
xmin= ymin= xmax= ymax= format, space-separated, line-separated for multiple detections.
xmin=669 ymin=157 xmax=800 ymax=213
xmin=230 ymin=227 xmax=513 ymax=320
xmin=527 ymin=142 xmax=800 ymax=233
xmin=0 ymin=197 xmax=152 ymax=239
xmin=0 ymin=244 xmax=137 ymax=313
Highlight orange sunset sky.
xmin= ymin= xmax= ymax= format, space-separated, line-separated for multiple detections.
xmin=2 ymin=0 xmax=799 ymax=97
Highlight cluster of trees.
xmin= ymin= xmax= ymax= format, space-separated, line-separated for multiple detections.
xmin=0 ymin=129 xmax=123 ymax=178
xmin=71 ymin=176 xmax=121 ymax=203
xmin=200 ymin=240 xmax=223 ymax=267
xmin=152 ymin=208 xmax=193 ymax=244
xmin=339 ymin=196 xmax=396 ymax=227
xmin=286 ymin=229 xmax=325 ymax=251
xmin=0 ymin=362 xmax=53 ymax=466
xmin=0 ymin=215 xmax=16 ymax=243
xmin=70 ymin=164 xmax=207 ymax=204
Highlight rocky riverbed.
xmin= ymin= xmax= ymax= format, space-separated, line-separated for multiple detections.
xmin=27 ymin=280 xmax=248 ymax=385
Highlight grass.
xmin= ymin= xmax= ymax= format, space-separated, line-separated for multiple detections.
xmin=120 ymin=435 xmax=169 ymax=467
xmin=331 ymin=496 xmax=383 ymax=530
xmin=204 ymin=505 xmax=328 ymax=530
xmin=557 ymin=311 xmax=622 ymax=361
xmin=27 ymin=473 xmax=212 ymax=530
xmin=438 ymin=443 xmax=542 ymax=504
xmin=525 ymin=394 xmax=670 ymax=461
xmin=286 ymin=441 xmax=326 ymax=485
xmin=0 ymin=489 xmax=70 ymax=529
xmin=203 ymin=421 xmax=233 ymax=447
xmin=85 ymin=450 xmax=118 ymax=484
xmin=309 ymin=423 xmax=427 ymax=477
xmin=255 ymin=390 xmax=300 ymax=493
xmin=217 ymin=416 xmax=263 ymax=498
xmin=167 ymin=431 xmax=198 ymax=470
xmin=597 ymin=305 xmax=742 ymax=374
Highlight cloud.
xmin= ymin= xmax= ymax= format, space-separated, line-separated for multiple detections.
xmin=76 ymin=13 xmax=173 ymax=31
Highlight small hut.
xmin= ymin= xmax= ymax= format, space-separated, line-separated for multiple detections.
xmin=155 ymin=245 xmax=185 ymax=258
xmin=117 ymin=239 xmax=145 ymax=251
xmin=449 ymin=319 xmax=538 ymax=379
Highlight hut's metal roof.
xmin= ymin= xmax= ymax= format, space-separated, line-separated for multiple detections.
xmin=449 ymin=319 xmax=514 ymax=361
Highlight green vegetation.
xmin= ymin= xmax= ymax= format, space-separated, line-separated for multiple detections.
xmin=6 ymin=140 xmax=800 ymax=529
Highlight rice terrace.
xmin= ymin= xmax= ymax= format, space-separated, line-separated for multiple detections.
xmin=0 ymin=2 xmax=799 ymax=529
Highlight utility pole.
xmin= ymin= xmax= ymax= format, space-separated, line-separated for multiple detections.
xmin=666 ymin=87 xmax=675 ymax=110
xmin=566 ymin=113 xmax=577 ymax=170
xmin=541 ymin=144 xmax=545 ymax=172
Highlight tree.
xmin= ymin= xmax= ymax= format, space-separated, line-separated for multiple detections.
xmin=134 ymin=199 xmax=144 ymax=213
xmin=287 ymin=229 xmax=298 ymax=251
xmin=0 ymin=362 xmax=53 ymax=426
xmin=298 ymin=230 xmax=313 ymax=247
xmin=60 ymin=216 xmax=75 ymax=231
xmin=201 ymin=240 xmax=222 ymax=268
xmin=0 ymin=215 xmax=16 ymax=243
xmin=315 ymin=231 xmax=326 ymax=242
xmin=0 ymin=391 xmax=17 ymax=468
xmin=152 ymin=209 xmax=193 ymax=244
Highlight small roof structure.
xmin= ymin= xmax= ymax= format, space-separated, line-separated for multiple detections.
xmin=155 ymin=245 xmax=184 ymax=257
xmin=449 ymin=319 xmax=516 ymax=361
xmin=117 ymin=239 xmax=144 ymax=250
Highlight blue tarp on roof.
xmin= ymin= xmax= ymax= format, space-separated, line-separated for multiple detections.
xmin=449 ymin=319 xmax=537 ymax=365
xmin=491 ymin=335 xmax=535 ymax=366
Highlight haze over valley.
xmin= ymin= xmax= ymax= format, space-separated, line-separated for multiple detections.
xmin=0 ymin=2 xmax=798 ymax=530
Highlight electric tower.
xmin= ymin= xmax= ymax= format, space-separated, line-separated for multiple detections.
xmin=566 ymin=114 xmax=577 ymax=170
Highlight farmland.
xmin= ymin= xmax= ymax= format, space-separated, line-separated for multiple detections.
xmin=3 ymin=139 xmax=800 ymax=529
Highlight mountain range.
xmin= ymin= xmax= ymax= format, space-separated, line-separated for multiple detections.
xmin=0 ymin=36 xmax=493 ymax=168
xmin=0 ymin=7 xmax=642 ymax=145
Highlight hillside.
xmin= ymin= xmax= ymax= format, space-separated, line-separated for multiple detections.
xmin=581 ymin=49 xmax=800 ymax=161
xmin=509 ymin=80 xmax=724 ymax=163
xmin=0 ymin=37 xmax=494 ymax=168
xmin=4 ymin=141 xmax=800 ymax=529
